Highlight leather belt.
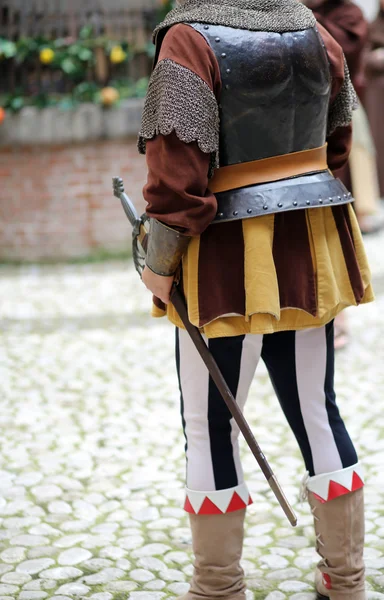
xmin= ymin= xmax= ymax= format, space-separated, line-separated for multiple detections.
xmin=212 ymin=171 xmax=353 ymax=224
xmin=209 ymin=145 xmax=328 ymax=194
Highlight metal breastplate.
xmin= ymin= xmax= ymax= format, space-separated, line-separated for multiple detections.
xmin=191 ymin=23 xmax=331 ymax=165
xmin=190 ymin=23 xmax=353 ymax=221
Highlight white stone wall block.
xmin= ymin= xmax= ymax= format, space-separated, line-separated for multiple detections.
xmin=0 ymin=99 xmax=145 ymax=147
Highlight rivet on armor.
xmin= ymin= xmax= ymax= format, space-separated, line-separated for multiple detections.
xmin=278 ymin=203 xmax=283 ymax=208
xmin=329 ymin=197 xmax=333 ymax=202
xmin=344 ymin=194 xmax=348 ymax=198
xmin=319 ymin=199 xmax=323 ymax=204
xmin=226 ymin=68 xmax=231 ymax=74
xmin=263 ymin=205 xmax=268 ymax=210
xmin=204 ymin=25 xmax=209 ymax=30
xmin=233 ymin=211 xmax=238 ymax=216
xmin=348 ymin=192 xmax=352 ymax=197
xmin=225 ymin=84 xmax=230 ymax=90
xmin=293 ymin=201 xmax=298 ymax=207
xmin=215 ymin=37 xmax=220 ymax=42
xmin=221 ymin=53 xmax=227 ymax=58
xmin=247 ymin=208 xmax=253 ymax=214
xmin=338 ymin=196 xmax=342 ymax=200
xmin=306 ymin=200 xmax=311 ymax=205
xmin=218 ymin=212 xmax=224 ymax=218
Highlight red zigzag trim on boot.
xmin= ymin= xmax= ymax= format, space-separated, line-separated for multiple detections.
xmin=184 ymin=485 xmax=253 ymax=515
xmin=309 ymin=465 xmax=364 ymax=504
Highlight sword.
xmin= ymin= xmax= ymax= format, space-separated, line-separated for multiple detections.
xmin=113 ymin=176 xmax=297 ymax=527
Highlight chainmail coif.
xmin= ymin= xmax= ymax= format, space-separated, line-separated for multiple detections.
xmin=154 ymin=0 xmax=316 ymax=39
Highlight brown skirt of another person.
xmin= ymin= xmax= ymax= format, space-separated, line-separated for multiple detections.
xmin=366 ymin=77 xmax=384 ymax=198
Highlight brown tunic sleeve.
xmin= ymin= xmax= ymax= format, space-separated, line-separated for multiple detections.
xmin=317 ymin=23 xmax=353 ymax=173
xmin=143 ymin=24 xmax=221 ymax=237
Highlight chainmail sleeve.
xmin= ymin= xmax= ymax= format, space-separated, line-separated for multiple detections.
xmin=138 ymin=58 xmax=220 ymax=177
xmin=328 ymin=56 xmax=359 ymax=137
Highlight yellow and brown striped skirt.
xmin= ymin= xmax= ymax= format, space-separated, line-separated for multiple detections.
xmin=152 ymin=204 xmax=374 ymax=338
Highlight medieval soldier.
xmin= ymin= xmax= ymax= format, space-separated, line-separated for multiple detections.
xmin=138 ymin=1 xmax=374 ymax=599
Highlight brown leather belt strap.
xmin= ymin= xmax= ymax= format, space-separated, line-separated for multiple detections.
xmin=209 ymin=145 xmax=328 ymax=194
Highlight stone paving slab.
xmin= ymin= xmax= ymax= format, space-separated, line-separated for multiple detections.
xmin=0 ymin=229 xmax=384 ymax=599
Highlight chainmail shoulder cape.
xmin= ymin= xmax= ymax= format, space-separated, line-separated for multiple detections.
xmin=138 ymin=0 xmax=357 ymax=173
xmin=328 ymin=57 xmax=358 ymax=137
xmin=138 ymin=59 xmax=220 ymax=175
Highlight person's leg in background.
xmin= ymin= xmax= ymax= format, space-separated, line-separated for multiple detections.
xmin=334 ymin=103 xmax=383 ymax=351
xmin=261 ymin=323 xmax=365 ymax=600
xmin=333 ymin=311 xmax=349 ymax=351
xmin=175 ymin=328 xmax=263 ymax=599
xmin=349 ymin=105 xmax=384 ymax=235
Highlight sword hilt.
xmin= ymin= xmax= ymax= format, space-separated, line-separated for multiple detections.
xmin=113 ymin=176 xmax=141 ymax=232
xmin=112 ymin=176 xmax=149 ymax=263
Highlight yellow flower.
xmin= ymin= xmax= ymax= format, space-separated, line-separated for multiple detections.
xmin=40 ymin=48 xmax=55 ymax=64
xmin=110 ymin=46 xmax=127 ymax=64
xmin=100 ymin=87 xmax=120 ymax=106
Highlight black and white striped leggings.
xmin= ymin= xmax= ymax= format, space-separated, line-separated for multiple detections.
xmin=176 ymin=322 xmax=358 ymax=496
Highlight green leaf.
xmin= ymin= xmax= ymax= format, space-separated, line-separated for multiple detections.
xmin=54 ymin=37 xmax=72 ymax=49
xmin=72 ymin=81 xmax=98 ymax=102
xmin=61 ymin=57 xmax=79 ymax=75
xmin=57 ymin=96 xmax=76 ymax=110
xmin=78 ymin=48 xmax=93 ymax=62
xmin=79 ymin=25 xmax=93 ymax=40
xmin=158 ymin=0 xmax=175 ymax=21
xmin=33 ymin=93 xmax=51 ymax=109
xmin=135 ymin=77 xmax=149 ymax=98
xmin=0 ymin=39 xmax=17 ymax=58
xmin=19 ymin=37 xmax=39 ymax=51
xmin=10 ymin=97 xmax=24 ymax=111
xmin=145 ymin=42 xmax=156 ymax=59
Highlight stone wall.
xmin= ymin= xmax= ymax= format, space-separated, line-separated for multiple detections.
xmin=0 ymin=100 xmax=149 ymax=261
xmin=0 ymin=139 xmax=147 ymax=261
xmin=0 ymin=100 xmax=145 ymax=146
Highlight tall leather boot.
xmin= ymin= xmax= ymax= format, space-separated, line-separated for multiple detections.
xmin=178 ymin=509 xmax=247 ymax=599
xmin=304 ymin=465 xmax=366 ymax=600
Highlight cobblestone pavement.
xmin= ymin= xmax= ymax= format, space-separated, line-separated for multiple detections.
xmin=1 ymin=230 xmax=384 ymax=600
